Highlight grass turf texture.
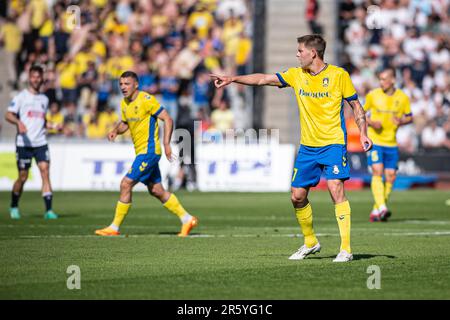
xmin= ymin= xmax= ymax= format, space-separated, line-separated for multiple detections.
xmin=0 ymin=190 xmax=449 ymax=299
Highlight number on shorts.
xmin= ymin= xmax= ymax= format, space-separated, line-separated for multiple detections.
xmin=292 ymin=168 xmax=298 ymax=182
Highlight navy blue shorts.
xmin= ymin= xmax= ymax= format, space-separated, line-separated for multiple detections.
xmin=16 ymin=145 xmax=50 ymax=170
xmin=292 ymin=144 xmax=350 ymax=189
xmin=126 ymin=153 xmax=162 ymax=185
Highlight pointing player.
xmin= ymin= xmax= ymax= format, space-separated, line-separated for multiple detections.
xmin=95 ymin=71 xmax=198 ymax=237
xmin=211 ymin=34 xmax=372 ymax=262
xmin=5 ymin=65 xmax=59 ymax=220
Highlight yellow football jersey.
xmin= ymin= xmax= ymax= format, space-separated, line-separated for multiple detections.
xmin=364 ymin=88 xmax=412 ymax=147
xmin=120 ymin=91 xmax=163 ymax=156
xmin=277 ymin=64 xmax=357 ymax=147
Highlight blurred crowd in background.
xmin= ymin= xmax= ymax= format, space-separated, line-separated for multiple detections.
xmin=1 ymin=0 xmax=449 ymax=156
xmin=0 ymin=0 xmax=253 ymax=141
xmin=338 ymin=0 xmax=450 ymax=154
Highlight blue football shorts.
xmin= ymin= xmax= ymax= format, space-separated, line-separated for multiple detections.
xmin=291 ymin=144 xmax=350 ymax=189
xmin=126 ymin=153 xmax=162 ymax=185
xmin=367 ymin=144 xmax=399 ymax=170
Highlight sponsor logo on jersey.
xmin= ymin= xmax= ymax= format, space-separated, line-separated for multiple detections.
xmin=26 ymin=111 xmax=45 ymax=118
xmin=299 ymin=88 xmax=330 ymax=98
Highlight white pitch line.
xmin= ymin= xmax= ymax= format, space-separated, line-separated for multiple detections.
xmin=1 ymin=231 xmax=449 ymax=240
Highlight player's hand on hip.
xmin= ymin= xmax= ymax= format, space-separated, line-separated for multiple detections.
xmin=361 ymin=135 xmax=373 ymax=152
xmin=108 ymin=131 xmax=117 ymax=142
xmin=210 ymin=74 xmax=232 ymax=88
xmin=18 ymin=121 xmax=27 ymax=134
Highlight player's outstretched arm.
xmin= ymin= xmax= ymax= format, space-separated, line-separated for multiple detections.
xmin=348 ymin=100 xmax=373 ymax=151
xmin=5 ymin=111 xmax=27 ymax=134
xmin=108 ymin=121 xmax=128 ymax=141
xmin=157 ymin=109 xmax=176 ymax=162
xmin=210 ymin=73 xmax=282 ymax=89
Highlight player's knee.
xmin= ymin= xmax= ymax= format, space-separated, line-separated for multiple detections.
xmin=39 ymin=167 xmax=49 ymax=178
xmin=18 ymin=176 xmax=28 ymax=184
xmin=386 ymin=174 xmax=396 ymax=183
xmin=150 ymin=186 xmax=164 ymax=199
xmin=120 ymin=179 xmax=133 ymax=192
xmin=291 ymin=191 xmax=307 ymax=206
xmin=18 ymin=172 xmax=29 ymax=184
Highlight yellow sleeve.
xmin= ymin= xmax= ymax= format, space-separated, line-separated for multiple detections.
xmin=143 ymin=94 xmax=163 ymax=116
xmin=341 ymin=70 xmax=357 ymax=101
xmin=402 ymin=94 xmax=412 ymax=117
xmin=275 ymin=68 xmax=297 ymax=88
xmin=120 ymin=101 xmax=127 ymax=122
xmin=364 ymin=91 xmax=373 ymax=112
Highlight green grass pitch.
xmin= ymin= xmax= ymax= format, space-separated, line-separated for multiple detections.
xmin=0 ymin=190 xmax=449 ymax=299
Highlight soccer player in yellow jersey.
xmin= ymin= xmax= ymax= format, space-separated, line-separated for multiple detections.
xmin=211 ymin=35 xmax=372 ymax=262
xmin=364 ymin=67 xmax=413 ymax=222
xmin=95 ymin=71 xmax=198 ymax=237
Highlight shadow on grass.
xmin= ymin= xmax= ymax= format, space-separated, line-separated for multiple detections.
xmin=389 ymin=218 xmax=430 ymax=222
xmin=158 ymin=232 xmax=202 ymax=236
xmin=308 ymin=254 xmax=396 ymax=260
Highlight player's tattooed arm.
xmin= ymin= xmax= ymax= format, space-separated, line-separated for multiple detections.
xmin=348 ymin=100 xmax=367 ymax=133
xmin=348 ymin=100 xmax=373 ymax=151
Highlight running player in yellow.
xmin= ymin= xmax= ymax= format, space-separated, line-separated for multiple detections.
xmin=365 ymin=67 xmax=412 ymax=222
xmin=211 ymin=34 xmax=372 ymax=262
xmin=95 ymin=71 xmax=198 ymax=237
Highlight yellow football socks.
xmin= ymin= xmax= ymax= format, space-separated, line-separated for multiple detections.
xmin=295 ymin=203 xmax=318 ymax=248
xmin=163 ymin=194 xmax=188 ymax=220
xmin=371 ymin=176 xmax=386 ymax=209
xmin=385 ymin=182 xmax=393 ymax=204
xmin=335 ymin=200 xmax=351 ymax=253
xmin=112 ymin=201 xmax=131 ymax=228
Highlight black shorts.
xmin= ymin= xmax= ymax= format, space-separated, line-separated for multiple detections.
xmin=16 ymin=145 xmax=50 ymax=170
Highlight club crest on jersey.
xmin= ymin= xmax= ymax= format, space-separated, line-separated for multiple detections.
xmin=333 ymin=165 xmax=340 ymax=174
xmin=323 ymin=77 xmax=329 ymax=87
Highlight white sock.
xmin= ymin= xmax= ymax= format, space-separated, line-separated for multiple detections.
xmin=181 ymin=213 xmax=192 ymax=224
xmin=109 ymin=224 xmax=119 ymax=231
